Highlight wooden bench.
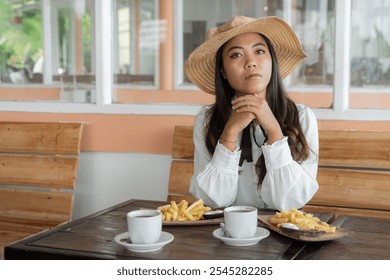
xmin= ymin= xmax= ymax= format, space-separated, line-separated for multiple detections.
xmin=168 ymin=126 xmax=390 ymax=219
xmin=0 ymin=122 xmax=83 ymax=257
xmin=168 ymin=126 xmax=197 ymax=203
xmin=303 ymin=130 xmax=390 ymax=219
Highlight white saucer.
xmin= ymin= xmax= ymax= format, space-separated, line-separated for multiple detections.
xmin=114 ymin=231 xmax=174 ymax=253
xmin=213 ymin=227 xmax=270 ymax=246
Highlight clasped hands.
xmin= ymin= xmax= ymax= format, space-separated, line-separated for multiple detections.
xmin=226 ymin=94 xmax=283 ymax=145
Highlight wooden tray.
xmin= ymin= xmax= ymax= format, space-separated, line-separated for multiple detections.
xmin=163 ymin=217 xmax=223 ymax=226
xmin=258 ymin=215 xmax=352 ymax=242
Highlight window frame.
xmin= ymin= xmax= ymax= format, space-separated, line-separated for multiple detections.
xmin=174 ymin=0 xmax=390 ymax=121
xmin=0 ymin=0 xmax=389 ymax=121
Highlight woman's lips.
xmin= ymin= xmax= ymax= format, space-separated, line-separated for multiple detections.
xmin=244 ymin=73 xmax=262 ymax=80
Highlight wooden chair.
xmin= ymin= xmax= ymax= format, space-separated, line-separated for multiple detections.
xmin=303 ymin=130 xmax=390 ymax=219
xmin=167 ymin=126 xmax=390 ymax=219
xmin=167 ymin=126 xmax=197 ymax=203
xmin=0 ymin=122 xmax=83 ymax=253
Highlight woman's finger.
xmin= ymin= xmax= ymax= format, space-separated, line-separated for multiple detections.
xmin=232 ymin=97 xmax=258 ymax=110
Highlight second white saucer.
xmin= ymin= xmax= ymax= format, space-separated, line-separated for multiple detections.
xmin=114 ymin=231 xmax=174 ymax=253
xmin=213 ymin=227 xmax=270 ymax=246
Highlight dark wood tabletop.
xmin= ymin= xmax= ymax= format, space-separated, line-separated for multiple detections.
xmin=4 ymin=199 xmax=390 ymax=260
xmin=296 ymin=215 xmax=390 ymax=259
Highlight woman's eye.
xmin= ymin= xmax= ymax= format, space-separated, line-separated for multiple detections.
xmin=256 ymin=49 xmax=265 ymax=55
xmin=229 ymin=53 xmax=242 ymax=59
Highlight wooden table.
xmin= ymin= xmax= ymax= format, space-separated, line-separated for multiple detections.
xmin=296 ymin=215 xmax=390 ymax=259
xmin=4 ymin=199 xmax=390 ymax=260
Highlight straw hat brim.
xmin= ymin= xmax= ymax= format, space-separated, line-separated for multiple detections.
xmin=184 ymin=16 xmax=307 ymax=95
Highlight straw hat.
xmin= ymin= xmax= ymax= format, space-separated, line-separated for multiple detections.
xmin=184 ymin=16 xmax=307 ymax=95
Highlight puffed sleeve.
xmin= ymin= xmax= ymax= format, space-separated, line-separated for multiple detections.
xmin=189 ymin=107 xmax=241 ymax=208
xmin=260 ymin=105 xmax=319 ymax=210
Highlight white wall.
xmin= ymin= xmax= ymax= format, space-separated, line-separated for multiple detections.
xmin=72 ymin=152 xmax=172 ymax=219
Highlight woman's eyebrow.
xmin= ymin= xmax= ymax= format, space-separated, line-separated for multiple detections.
xmin=226 ymin=46 xmax=243 ymax=53
xmin=252 ymin=42 xmax=267 ymax=48
xmin=226 ymin=42 xmax=267 ymax=53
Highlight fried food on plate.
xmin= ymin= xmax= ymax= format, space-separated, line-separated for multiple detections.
xmin=158 ymin=199 xmax=211 ymax=222
xmin=270 ymin=208 xmax=336 ymax=233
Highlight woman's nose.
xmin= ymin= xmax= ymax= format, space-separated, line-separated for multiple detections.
xmin=245 ymin=58 xmax=257 ymax=69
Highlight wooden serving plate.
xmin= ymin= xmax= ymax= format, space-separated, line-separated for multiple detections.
xmin=258 ymin=215 xmax=352 ymax=242
xmin=141 ymin=206 xmax=224 ymax=226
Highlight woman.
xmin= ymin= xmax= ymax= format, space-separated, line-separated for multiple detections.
xmin=184 ymin=16 xmax=319 ymax=211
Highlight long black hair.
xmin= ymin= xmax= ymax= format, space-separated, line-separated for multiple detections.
xmin=204 ymin=34 xmax=310 ymax=185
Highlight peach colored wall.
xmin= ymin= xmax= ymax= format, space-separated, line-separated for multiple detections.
xmin=2 ymin=89 xmax=390 ymax=109
xmin=0 ymin=88 xmax=60 ymax=101
xmin=115 ymin=89 xmax=214 ymax=104
xmin=318 ymin=120 xmax=390 ymax=132
xmin=350 ymin=93 xmax=390 ymax=109
xmin=1 ymin=111 xmax=389 ymax=154
xmin=0 ymin=112 xmax=193 ymax=154
xmin=159 ymin=0 xmax=174 ymax=91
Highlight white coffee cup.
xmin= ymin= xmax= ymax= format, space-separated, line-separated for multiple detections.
xmin=127 ymin=209 xmax=162 ymax=244
xmin=223 ymin=206 xmax=258 ymax=238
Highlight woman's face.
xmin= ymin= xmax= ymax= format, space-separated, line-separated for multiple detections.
xmin=221 ymin=32 xmax=272 ymax=98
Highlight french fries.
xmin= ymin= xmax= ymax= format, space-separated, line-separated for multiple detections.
xmin=270 ymin=208 xmax=336 ymax=233
xmin=158 ymin=199 xmax=211 ymax=222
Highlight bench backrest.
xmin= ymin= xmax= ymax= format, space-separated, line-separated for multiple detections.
xmin=168 ymin=126 xmax=197 ymax=203
xmin=168 ymin=126 xmax=390 ymax=219
xmin=304 ymin=130 xmax=390 ymax=219
xmin=0 ymin=122 xmax=83 ymax=229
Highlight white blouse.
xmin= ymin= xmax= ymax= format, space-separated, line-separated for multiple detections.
xmin=189 ymin=103 xmax=319 ymax=211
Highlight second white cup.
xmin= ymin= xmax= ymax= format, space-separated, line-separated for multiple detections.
xmin=223 ymin=206 xmax=258 ymax=239
xmin=127 ymin=209 xmax=162 ymax=244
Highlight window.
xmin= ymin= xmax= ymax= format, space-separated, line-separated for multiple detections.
xmin=177 ymin=0 xmax=389 ymax=118
xmin=178 ymin=0 xmax=335 ymax=108
xmin=112 ymin=0 xmax=159 ymax=100
xmin=51 ymin=0 xmax=95 ymax=103
xmin=0 ymin=0 xmax=159 ymax=104
xmin=350 ymin=0 xmax=390 ymax=109
xmin=289 ymin=0 xmax=335 ymax=88
xmin=0 ymin=0 xmax=43 ymax=85
xmin=0 ymin=0 xmax=160 ymax=103
xmin=0 ymin=0 xmax=388 ymax=120
xmin=0 ymin=0 xmax=95 ymax=103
